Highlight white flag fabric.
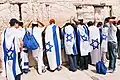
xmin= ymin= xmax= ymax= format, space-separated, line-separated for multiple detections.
xmin=63 ymin=25 xmax=77 ymax=55
xmin=101 ymin=27 xmax=108 ymax=53
xmin=1 ymin=27 xmax=21 ymax=80
xmin=89 ymin=26 xmax=101 ymax=64
xmin=77 ymin=25 xmax=90 ymax=56
xmin=45 ymin=24 xmax=62 ymax=70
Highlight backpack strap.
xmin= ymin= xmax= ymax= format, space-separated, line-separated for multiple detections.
xmin=31 ymin=27 xmax=34 ymax=35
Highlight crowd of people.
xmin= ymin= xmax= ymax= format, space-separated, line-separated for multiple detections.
xmin=0 ymin=16 xmax=120 ymax=80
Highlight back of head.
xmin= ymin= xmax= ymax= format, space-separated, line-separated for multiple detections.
xmin=18 ymin=21 xmax=23 ymax=27
xmin=49 ymin=19 xmax=55 ymax=24
xmin=32 ymin=22 xmax=38 ymax=28
xmin=97 ymin=22 xmax=103 ymax=27
xmin=104 ymin=17 xmax=110 ymax=23
xmin=87 ymin=21 xmax=94 ymax=27
xmin=117 ymin=20 xmax=120 ymax=25
xmin=9 ymin=18 xmax=19 ymax=27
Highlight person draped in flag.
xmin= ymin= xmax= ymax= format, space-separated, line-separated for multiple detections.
xmin=17 ymin=21 xmax=30 ymax=73
xmin=88 ymin=21 xmax=101 ymax=65
xmin=44 ymin=19 xmax=62 ymax=72
xmin=1 ymin=18 xmax=22 ymax=80
xmin=62 ymin=23 xmax=78 ymax=72
xmin=27 ymin=21 xmax=46 ymax=75
xmin=100 ymin=19 xmax=109 ymax=63
xmin=75 ymin=19 xmax=90 ymax=70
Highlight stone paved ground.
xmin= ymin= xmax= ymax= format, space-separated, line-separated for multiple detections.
xmin=0 ymin=60 xmax=120 ymax=80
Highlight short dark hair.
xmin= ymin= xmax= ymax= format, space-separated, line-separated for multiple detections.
xmin=104 ymin=17 xmax=110 ymax=23
xmin=9 ymin=18 xmax=19 ymax=27
xmin=18 ymin=21 xmax=23 ymax=27
xmin=32 ymin=23 xmax=38 ymax=27
xmin=97 ymin=22 xmax=103 ymax=27
xmin=117 ymin=20 xmax=120 ymax=25
xmin=110 ymin=16 xmax=116 ymax=19
xmin=87 ymin=21 xmax=94 ymax=27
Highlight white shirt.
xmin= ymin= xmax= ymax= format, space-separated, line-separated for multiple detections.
xmin=108 ymin=24 xmax=117 ymax=43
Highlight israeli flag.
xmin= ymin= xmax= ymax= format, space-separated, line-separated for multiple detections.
xmin=89 ymin=26 xmax=101 ymax=64
xmin=63 ymin=25 xmax=77 ymax=55
xmin=77 ymin=25 xmax=90 ymax=56
xmin=101 ymin=27 xmax=108 ymax=52
xmin=2 ymin=28 xmax=21 ymax=80
xmin=45 ymin=24 xmax=62 ymax=70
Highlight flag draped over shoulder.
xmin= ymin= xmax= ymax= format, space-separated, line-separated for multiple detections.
xmin=63 ymin=25 xmax=77 ymax=55
xmin=101 ymin=27 xmax=108 ymax=52
xmin=45 ymin=24 xmax=62 ymax=70
xmin=1 ymin=27 xmax=21 ymax=80
xmin=77 ymin=25 xmax=90 ymax=56
xmin=89 ymin=26 xmax=101 ymax=64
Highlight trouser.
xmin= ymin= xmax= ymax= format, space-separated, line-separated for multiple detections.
xmin=32 ymin=48 xmax=44 ymax=74
xmin=88 ymin=52 xmax=92 ymax=64
xmin=68 ymin=55 xmax=77 ymax=71
xmin=77 ymin=52 xmax=81 ymax=67
xmin=108 ymin=41 xmax=117 ymax=71
xmin=79 ymin=55 xmax=89 ymax=70
xmin=77 ymin=53 xmax=89 ymax=70
xmin=117 ymin=41 xmax=120 ymax=59
xmin=18 ymin=52 xmax=22 ymax=72
xmin=15 ymin=74 xmax=21 ymax=80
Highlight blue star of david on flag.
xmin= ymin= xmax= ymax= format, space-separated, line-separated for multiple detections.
xmin=102 ymin=34 xmax=107 ymax=40
xmin=66 ymin=33 xmax=73 ymax=42
xmin=81 ymin=35 xmax=87 ymax=41
xmin=45 ymin=41 xmax=53 ymax=52
xmin=7 ymin=52 xmax=14 ymax=60
xmin=6 ymin=47 xmax=14 ymax=60
xmin=90 ymin=39 xmax=100 ymax=49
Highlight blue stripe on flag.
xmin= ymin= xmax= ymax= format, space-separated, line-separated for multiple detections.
xmin=73 ymin=43 xmax=77 ymax=55
xmin=83 ymin=25 xmax=89 ymax=39
xmin=73 ymin=31 xmax=77 ymax=55
xmin=77 ymin=31 xmax=80 ymax=53
xmin=52 ymin=25 xmax=60 ymax=66
xmin=24 ymin=62 xmax=29 ymax=66
xmin=12 ymin=38 xmax=16 ymax=78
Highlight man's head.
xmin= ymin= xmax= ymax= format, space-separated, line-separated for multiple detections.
xmin=109 ymin=16 xmax=117 ymax=26
xmin=32 ymin=22 xmax=38 ymax=27
xmin=9 ymin=18 xmax=19 ymax=28
xmin=18 ymin=21 xmax=23 ymax=28
xmin=117 ymin=20 xmax=120 ymax=25
xmin=78 ymin=17 xmax=83 ymax=25
xmin=49 ymin=19 xmax=55 ymax=24
xmin=87 ymin=21 xmax=94 ymax=27
xmin=97 ymin=22 xmax=103 ymax=27
xmin=104 ymin=17 xmax=110 ymax=23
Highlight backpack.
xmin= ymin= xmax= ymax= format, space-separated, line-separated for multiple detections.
xmin=23 ymin=28 xmax=39 ymax=50
xmin=96 ymin=61 xmax=107 ymax=75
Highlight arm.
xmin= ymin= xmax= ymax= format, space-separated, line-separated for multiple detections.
xmin=37 ymin=20 xmax=45 ymax=27
xmin=24 ymin=20 xmax=32 ymax=28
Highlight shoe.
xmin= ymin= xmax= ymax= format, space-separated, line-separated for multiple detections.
xmin=49 ymin=69 xmax=55 ymax=72
xmin=107 ymin=69 xmax=114 ymax=73
xmin=77 ymin=66 xmax=80 ymax=70
xmin=42 ymin=66 xmax=47 ymax=73
xmin=22 ymin=69 xmax=30 ymax=74
xmin=69 ymin=68 xmax=77 ymax=72
xmin=57 ymin=66 xmax=62 ymax=71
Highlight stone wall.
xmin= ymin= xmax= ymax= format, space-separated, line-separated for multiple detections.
xmin=0 ymin=0 xmax=120 ymax=28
